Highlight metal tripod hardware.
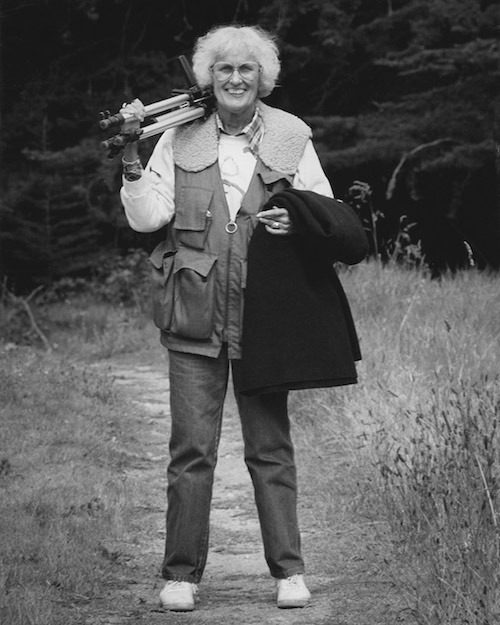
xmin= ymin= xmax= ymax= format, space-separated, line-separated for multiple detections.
xmin=99 ymin=56 xmax=214 ymax=158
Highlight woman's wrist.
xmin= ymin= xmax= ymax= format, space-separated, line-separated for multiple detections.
xmin=122 ymin=152 xmax=143 ymax=181
xmin=122 ymin=156 xmax=141 ymax=165
xmin=123 ymin=144 xmax=139 ymax=162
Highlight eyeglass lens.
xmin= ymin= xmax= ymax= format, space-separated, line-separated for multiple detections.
xmin=212 ymin=62 xmax=259 ymax=80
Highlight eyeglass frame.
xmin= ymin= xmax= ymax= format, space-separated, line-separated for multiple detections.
xmin=210 ymin=61 xmax=261 ymax=82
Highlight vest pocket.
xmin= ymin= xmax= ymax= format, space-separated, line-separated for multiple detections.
xmin=171 ymin=248 xmax=218 ymax=340
xmin=173 ymin=186 xmax=214 ymax=250
xmin=149 ymin=241 xmax=177 ymax=331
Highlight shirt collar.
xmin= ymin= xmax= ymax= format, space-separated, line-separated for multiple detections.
xmin=216 ymin=107 xmax=264 ymax=155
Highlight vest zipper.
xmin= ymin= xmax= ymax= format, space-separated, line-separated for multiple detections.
xmin=224 ymin=232 xmax=234 ymax=345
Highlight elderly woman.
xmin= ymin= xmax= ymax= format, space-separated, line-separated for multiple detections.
xmin=120 ymin=24 xmax=366 ymax=612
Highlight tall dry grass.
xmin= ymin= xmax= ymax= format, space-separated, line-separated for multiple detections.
xmin=1 ymin=259 xmax=499 ymax=623
xmin=292 ymin=260 xmax=500 ymax=624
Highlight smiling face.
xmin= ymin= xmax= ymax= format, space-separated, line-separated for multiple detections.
xmin=212 ymin=49 xmax=261 ymax=125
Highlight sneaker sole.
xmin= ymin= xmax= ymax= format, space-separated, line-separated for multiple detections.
xmin=160 ymin=602 xmax=195 ymax=612
xmin=277 ymin=598 xmax=310 ymax=609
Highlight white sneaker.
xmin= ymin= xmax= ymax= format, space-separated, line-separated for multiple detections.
xmin=276 ymin=574 xmax=311 ymax=608
xmin=159 ymin=580 xmax=198 ymax=611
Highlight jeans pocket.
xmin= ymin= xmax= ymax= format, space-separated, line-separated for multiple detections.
xmin=171 ymin=248 xmax=218 ymax=340
xmin=149 ymin=241 xmax=177 ymax=331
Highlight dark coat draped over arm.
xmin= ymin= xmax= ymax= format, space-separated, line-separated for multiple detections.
xmin=239 ymin=189 xmax=368 ymax=397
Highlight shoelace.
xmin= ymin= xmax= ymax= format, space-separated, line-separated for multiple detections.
xmin=168 ymin=581 xmax=183 ymax=588
xmin=167 ymin=581 xmax=198 ymax=593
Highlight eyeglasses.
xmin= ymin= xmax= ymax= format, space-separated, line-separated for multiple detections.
xmin=211 ymin=61 xmax=261 ymax=82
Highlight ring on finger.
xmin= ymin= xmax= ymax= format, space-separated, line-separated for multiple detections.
xmin=272 ymin=222 xmax=280 ymax=229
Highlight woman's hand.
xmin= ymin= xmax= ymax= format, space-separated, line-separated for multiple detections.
xmin=256 ymin=206 xmax=294 ymax=236
xmin=119 ymin=98 xmax=146 ymax=130
xmin=120 ymin=98 xmax=146 ymax=162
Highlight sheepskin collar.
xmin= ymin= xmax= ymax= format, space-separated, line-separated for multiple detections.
xmin=172 ymin=101 xmax=312 ymax=175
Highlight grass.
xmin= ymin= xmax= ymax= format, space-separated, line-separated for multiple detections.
xmin=0 ymin=349 xmax=137 ymax=624
xmin=374 ymin=380 xmax=499 ymax=624
xmin=36 ymin=299 xmax=152 ymax=360
xmin=291 ymin=261 xmax=500 ymax=624
xmin=1 ymin=259 xmax=500 ymax=624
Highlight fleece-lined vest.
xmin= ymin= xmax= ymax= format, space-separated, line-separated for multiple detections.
xmin=148 ymin=102 xmax=311 ymax=359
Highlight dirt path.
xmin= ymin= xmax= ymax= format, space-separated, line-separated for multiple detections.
xmin=83 ymin=352 xmax=411 ymax=625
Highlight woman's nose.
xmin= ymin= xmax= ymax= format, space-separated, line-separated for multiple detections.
xmin=229 ymin=70 xmax=243 ymax=83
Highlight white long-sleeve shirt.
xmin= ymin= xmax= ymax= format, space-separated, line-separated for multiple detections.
xmin=120 ymin=127 xmax=334 ymax=233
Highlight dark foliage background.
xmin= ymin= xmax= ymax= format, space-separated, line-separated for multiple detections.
xmin=0 ymin=0 xmax=498 ymax=291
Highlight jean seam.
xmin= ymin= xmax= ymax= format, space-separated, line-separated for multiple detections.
xmin=233 ymin=371 xmax=304 ymax=579
xmin=193 ymin=360 xmax=227 ymax=581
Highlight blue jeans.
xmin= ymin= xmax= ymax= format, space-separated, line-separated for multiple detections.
xmin=161 ymin=346 xmax=304 ymax=583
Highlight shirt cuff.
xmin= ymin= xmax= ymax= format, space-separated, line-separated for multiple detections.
xmin=121 ymin=173 xmax=150 ymax=197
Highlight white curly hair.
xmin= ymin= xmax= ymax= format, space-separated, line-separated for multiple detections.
xmin=192 ymin=24 xmax=281 ymax=98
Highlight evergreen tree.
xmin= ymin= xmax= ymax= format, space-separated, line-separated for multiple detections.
xmin=0 ymin=0 xmax=498 ymax=286
xmin=260 ymin=0 xmax=499 ymax=269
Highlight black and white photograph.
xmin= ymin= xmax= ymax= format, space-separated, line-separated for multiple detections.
xmin=1 ymin=1 xmax=499 ymax=623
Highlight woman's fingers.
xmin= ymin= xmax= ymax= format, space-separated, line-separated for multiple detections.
xmin=120 ymin=98 xmax=146 ymax=122
xmin=257 ymin=206 xmax=290 ymax=225
xmin=257 ymin=206 xmax=288 ymax=219
xmin=264 ymin=223 xmax=291 ymax=236
xmin=257 ymin=206 xmax=294 ymax=236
